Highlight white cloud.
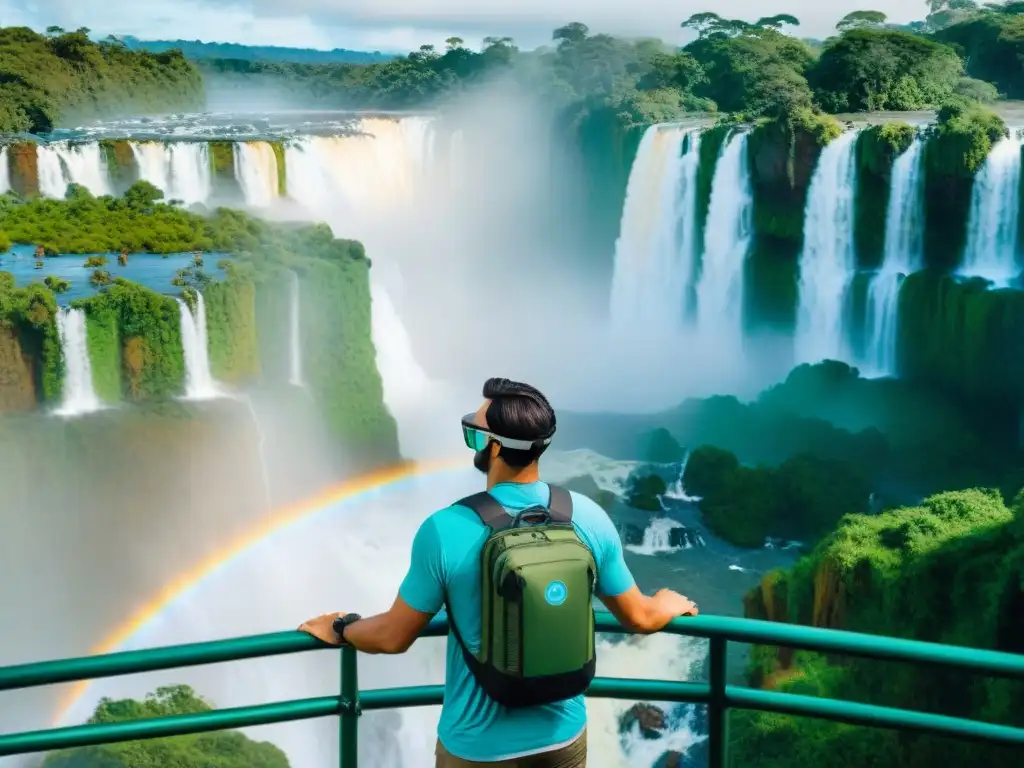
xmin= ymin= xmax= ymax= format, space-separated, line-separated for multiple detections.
xmin=11 ymin=0 xmax=932 ymax=52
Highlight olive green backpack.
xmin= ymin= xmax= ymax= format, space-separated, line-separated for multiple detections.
xmin=445 ymin=485 xmax=598 ymax=708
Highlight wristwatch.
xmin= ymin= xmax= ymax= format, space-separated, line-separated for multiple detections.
xmin=332 ymin=613 xmax=362 ymax=645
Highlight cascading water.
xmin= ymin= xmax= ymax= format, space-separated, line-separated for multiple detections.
xmin=794 ymin=130 xmax=860 ymax=365
xmin=0 ymin=147 xmax=10 ymax=195
xmin=131 ymin=141 xmax=212 ymax=205
xmin=288 ymin=270 xmax=304 ymax=387
xmin=695 ymin=132 xmax=753 ymax=353
xmin=283 ymin=117 xmax=445 ymax=457
xmin=234 ymin=141 xmax=280 ymax=207
xmin=863 ymin=137 xmax=925 ymax=376
xmin=959 ymin=134 xmax=1024 ymax=283
xmin=36 ymin=142 xmax=111 ymax=199
xmin=284 ymin=118 xmax=434 ymax=217
xmin=176 ymin=293 xmax=219 ymax=400
xmin=626 ymin=517 xmax=704 ymax=555
xmin=609 ymin=125 xmax=701 ymax=338
xmin=54 ymin=307 xmax=103 ymax=417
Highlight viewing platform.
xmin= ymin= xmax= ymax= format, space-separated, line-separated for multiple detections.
xmin=2 ymin=611 xmax=1023 ymax=766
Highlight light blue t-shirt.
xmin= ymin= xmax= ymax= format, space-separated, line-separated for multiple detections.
xmin=399 ymin=480 xmax=635 ymax=761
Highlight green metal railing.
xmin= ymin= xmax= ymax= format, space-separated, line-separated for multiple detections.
xmin=2 ymin=611 xmax=1024 ymax=766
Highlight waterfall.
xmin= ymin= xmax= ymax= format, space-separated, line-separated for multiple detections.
xmin=794 ymin=130 xmax=860 ymax=365
xmin=282 ymin=117 xmax=442 ymax=458
xmin=863 ymin=137 xmax=925 ymax=376
xmin=288 ymin=271 xmax=304 ymax=387
xmin=54 ymin=308 xmax=103 ymax=417
xmin=283 ymin=118 xmax=434 ymax=216
xmin=609 ymin=125 xmax=701 ymax=338
xmin=626 ymin=518 xmax=698 ymax=556
xmin=695 ymin=132 xmax=753 ymax=352
xmin=234 ymin=141 xmax=280 ymax=207
xmin=131 ymin=141 xmax=212 ymax=205
xmin=0 ymin=147 xmax=10 ymax=195
xmin=177 ymin=293 xmax=219 ymax=400
xmin=36 ymin=142 xmax=111 ymax=199
xmin=959 ymin=135 xmax=1024 ymax=283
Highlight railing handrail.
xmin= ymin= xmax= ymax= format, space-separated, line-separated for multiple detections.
xmin=4 ymin=610 xmax=1024 ymax=694
xmin=2 ymin=610 xmax=1024 ymax=763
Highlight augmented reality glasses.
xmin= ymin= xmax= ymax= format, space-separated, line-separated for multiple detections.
xmin=461 ymin=413 xmax=553 ymax=452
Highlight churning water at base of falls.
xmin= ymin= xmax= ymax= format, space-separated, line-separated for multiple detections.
xmin=795 ymin=130 xmax=859 ymax=365
xmin=608 ymin=125 xmax=701 ymax=338
xmin=863 ymin=137 xmax=926 ymax=376
xmin=960 ymin=134 xmax=1024 ymax=284
xmin=54 ymin=307 xmax=103 ymax=417
xmin=177 ymin=293 xmax=220 ymax=400
xmin=695 ymin=132 xmax=753 ymax=356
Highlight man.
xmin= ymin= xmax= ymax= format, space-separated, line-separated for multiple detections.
xmin=299 ymin=377 xmax=698 ymax=766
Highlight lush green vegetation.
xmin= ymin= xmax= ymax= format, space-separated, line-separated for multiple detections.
xmin=0 ymin=183 xmax=399 ymax=460
xmin=0 ymin=26 xmax=202 ymax=133
xmin=43 ymin=685 xmax=290 ymax=768
xmin=684 ymin=444 xmax=870 ymax=547
xmin=735 ymin=487 xmax=1024 ymax=768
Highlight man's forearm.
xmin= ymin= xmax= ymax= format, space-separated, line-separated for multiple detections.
xmin=341 ymin=613 xmax=409 ymax=654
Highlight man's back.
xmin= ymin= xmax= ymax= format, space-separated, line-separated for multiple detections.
xmin=399 ymin=480 xmax=635 ymax=762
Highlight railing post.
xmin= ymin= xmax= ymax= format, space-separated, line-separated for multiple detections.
xmin=708 ymin=637 xmax=729 ymax=768
xmin=339 ymin=645 xmax=359 ymax=768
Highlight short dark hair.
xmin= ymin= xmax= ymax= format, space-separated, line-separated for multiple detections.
xmin=483 ymin=377 xmax=556 ymax=469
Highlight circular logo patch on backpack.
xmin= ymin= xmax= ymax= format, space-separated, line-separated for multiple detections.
xmin=545 ymin=580 xmax=568 ymax=606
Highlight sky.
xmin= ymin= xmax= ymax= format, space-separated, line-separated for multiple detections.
xmin=3 ymin=1 xmax=931 ymax=53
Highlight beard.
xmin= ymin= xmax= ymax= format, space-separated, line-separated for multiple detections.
xmin=473 ymin=448 xmax=491 ymax=474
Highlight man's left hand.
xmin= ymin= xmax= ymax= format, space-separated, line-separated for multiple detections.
xmin=298 ymin=612 xmax=343 ymax=645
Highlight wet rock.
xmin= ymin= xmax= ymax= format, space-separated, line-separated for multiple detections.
xmin=621 ymin=703 xmax=667 ymax=739
xmin=619 ymin=522 xmax=645 ymax=546
xmin=668 ymin=526 xmax=703 ymax=548
xmin=625 ymin=473 xmax=666 ymax=511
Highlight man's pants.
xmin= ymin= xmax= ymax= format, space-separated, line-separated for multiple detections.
xmin=434 ymin=730 xmax=587 ymax=767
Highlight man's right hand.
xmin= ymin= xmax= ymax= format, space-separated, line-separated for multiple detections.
xmin=653 ymin=588 xmax=698 ymax=617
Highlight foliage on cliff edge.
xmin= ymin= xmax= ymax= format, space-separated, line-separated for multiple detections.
xmin=733 ymin=487 xmax=1024 ymax=768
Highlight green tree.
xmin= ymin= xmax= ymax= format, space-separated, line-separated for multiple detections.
xmin=43 ymin=685 xmax=290 ymax=768
xmin=43 ymin=276 xmax=70 ymax=294
xmin=756 ymin=14 xmax=801 ymax=30
xmin=83 ymin=256 xmax=109 ymax=268
xmin=89 ymin=268 xmax=111 ymax=287
xmin=810 ymin=28 xmax=962 ymax=111
xmin=835 ymin=10 xmax=888 ymax=31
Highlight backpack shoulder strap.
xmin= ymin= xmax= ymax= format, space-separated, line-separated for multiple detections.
xmin=455 ymin=491 xmax=514 ymax=531
xmin=547 ymin=484 xmax=573 ymax=524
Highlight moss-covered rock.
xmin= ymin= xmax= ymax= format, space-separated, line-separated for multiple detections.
xmin=745 ymin=111 xmax=840 ymax=333
xmin=732 ymin=488 xmax=1024 ymax=768
xmin=924 ymin=99 xmax=1006 ymax=271
xmin=897 ymin=271 xmax=1024 ymax=422
xmin=268 ymin=141 xmax=287 ymax=195
xmin=98 ymin=140 xmax=138 ymax=195
xmin=204 ymin=273 xmax=259 ymax=384
xmin=854 ymin=122 xmax=916 ymax=270
xmin=0 ymin=324 xmax=37 ymax=410
xmin=80 ymin=298 xmax=121 ymax=404
xmin=208 ymin=140 xmax=241 ymax=199
xmin=8 ymin=142 xmax=38 ymax=197
xmin=300 ymin=236 xmax=400 ymax=464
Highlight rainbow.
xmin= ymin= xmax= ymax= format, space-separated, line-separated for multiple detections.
xmin=54 ymin=456 xmax=467 ymax=724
